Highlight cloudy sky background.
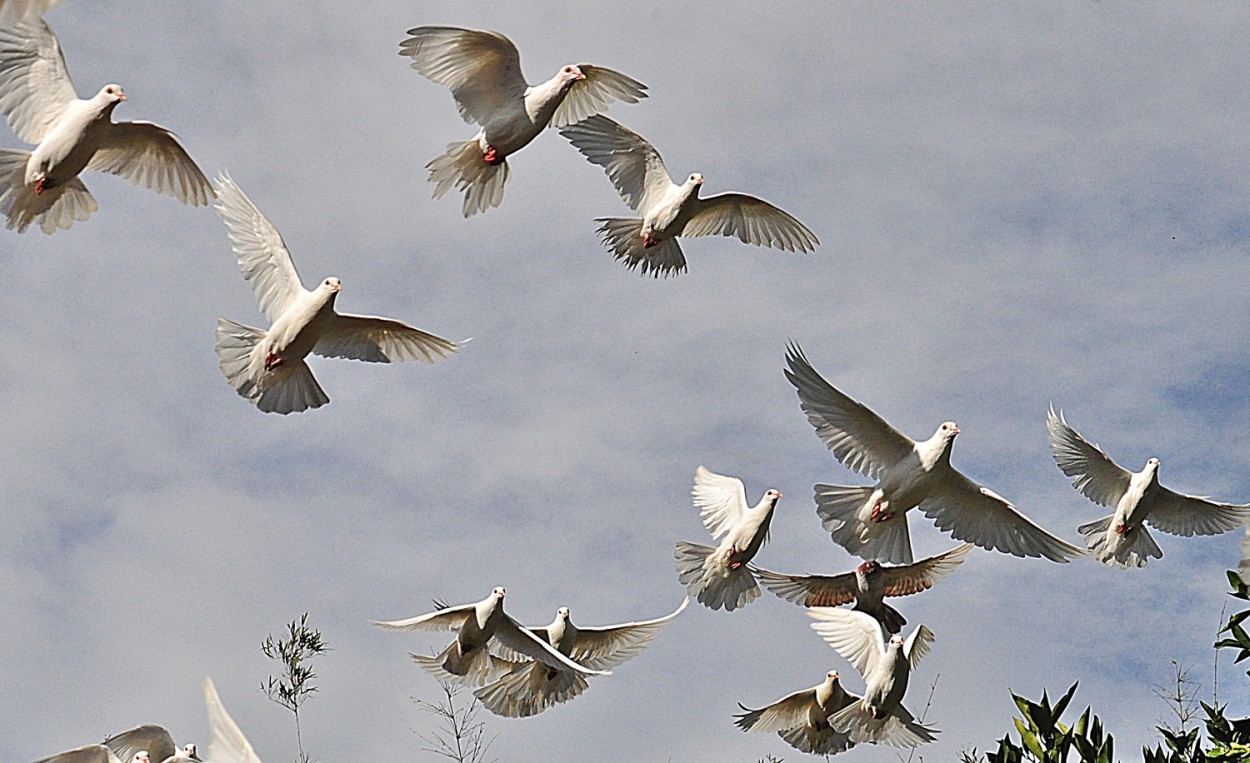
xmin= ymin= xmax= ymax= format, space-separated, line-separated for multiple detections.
xmin=4 ymin=2 xmax=1250 ymax=761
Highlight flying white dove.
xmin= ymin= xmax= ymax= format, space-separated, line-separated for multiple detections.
xmin=809 ymin=608 xmax=938 ymax=748
xmin=398 ymin=26 xmax=647 ymax=217
xmin=0 ymin=0 xmax=63 ymax=23
xmin=213 ymin=174 xmax=458 ymax=414
xmin=675 ymin=465 xmax=782 ymax=611
xmin=104 ymin=726 xmax=199 ymax=763
xmin=1046 ymin=406 xmax=1250 ymax=569
xmin=786 ymin=343 xmax=1084 ymax=565
xmin=371 ymin=587 xmax=610 ymax=688
xmin=559 ymin=114 xmax=819 ymax=277
xmin=203 ymin=677 xmax=263 ymax=763
xmin=0 ymin=19 xmax=211 ymax=234
xmin=754 ymin=543 xmax=973 ymax=634
xmin=473 ymin=597 xmax=688 ymax=717
xmin=735 ymin=669 xmax=858 ymax=756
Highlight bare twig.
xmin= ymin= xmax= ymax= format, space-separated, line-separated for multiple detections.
xmin=1151 ymin=659 xmax=1199 ymax=734
xmin=415 ymin=681 xmax=498 ymax=763
xmin=897 ymin=673 xmax=939 ymax=763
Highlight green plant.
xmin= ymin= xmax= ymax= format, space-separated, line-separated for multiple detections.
xmin=261 ymin=613 xmax=328 ymax=763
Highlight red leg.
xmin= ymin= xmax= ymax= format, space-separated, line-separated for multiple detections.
xmin=483 ymin=146 xmax=502 ymax=165
xmin=642 ymin=232 xmax=658 ymax=249
xmin=264 ymin=351 xmax=282 ymax=371
xmin=34 ymin=178 xmax=45 ymax=196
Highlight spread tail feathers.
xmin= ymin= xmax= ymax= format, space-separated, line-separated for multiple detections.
xmin=214 ymin=318 xmax=329 ymax=414
xmin=594 ymin=217 xmax=687 ymax=277
xmin=815 ymin=484 xmax=914 ymax=565
xmin=411 ymin=643 xmax=512 ymax=688
xmin=473 ymin=662 xmax=590 ymax=718
xmin=0 ymin=149 xmax=97 ymax=234
xmin=778 ymin=724 xmax=854 ymax=756
xmin=1078 ymin=515 xmax=1161 ymax=569
xmin=427 ymin=139 xmax=509 ymax=217
xmin=674 ymin=540 xmax=760 ymax=612
xmin=830 ymin=700 xmax=937 ymax=748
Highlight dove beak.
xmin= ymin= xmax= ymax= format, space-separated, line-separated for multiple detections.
xmin=118 ymin=93 xmax=126 ymax=101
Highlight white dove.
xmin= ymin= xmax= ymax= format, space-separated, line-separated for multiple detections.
xmin=754 ymin=543 xmax=973 ymax=634
xmin=0 ymin=19 xmax=211 ymax=234
xmin=1047 ymin=406 xmax=1250 ymax=569
xmin=786 ymin=343 xmax=1084 ymax=565
xmin=371 ymin=587 xmax=609 ymax=688
xmin=212 ymin=174 xmax=457 ymax=414
xmin=398 ymin=26 xmax=647 ymax=217
xmin=0 ymin=0 xmax=63 ymax=23
xmin=735 ymin=669 xmax=858 ymax=756
xmin=675 ymin=465 xmax=781 ymax=611
xmin=809 ymin=608 xmax=938 ymax=748
xmin=103 ymin=727 xmax=199 ymax=763
xmin=473 ymin=597 xmax=688 ymax=717
xmin=559 ymin=114 xmax=819 ymax=277
xmin=203 ymin=677 xmax=263 ymax=763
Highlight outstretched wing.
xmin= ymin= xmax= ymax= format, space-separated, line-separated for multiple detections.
xmin=314 ymin=314 xmax=458 ymax=364
xmin=370 ymin=601 xmax=477 ymax=632
xmin=87 ymin=121 xmax=212 ymax=205
xmin=492 ymin=615 xmax=611 ymax=677
xmin=550 ymin=65 xmax=647 ymax=128
xmin=213 ymin=174 xmax=304 ymax=323
xmin=567 ymin=597 xmax=688 ymax=671
xmin=104 ymin=725 xmax=176 ymax=763
xmin=684 ymin=193 xmax=818 ymax=253
xmin=559 ymin=114 xmax=673 ymax=213
xmin=204 ymin=677 xmax=264 ymax=763
xmin=33 ymin=745 xmax=120 ymax=763
xmin=692 ymin=465 xmax=750 ymax=541
xmin=0 ymin=18 xmax=77 ymax=143
xmin=921 ymin=472 xmax=1085 ymax=562
xmin=754 ymin=565 xmax=858 ymax=608
xmin=1046 ymin=406 xmax=1132 ymax=508
xmin=1147 ymin=489 xmax=1250 ymax=538
xmin=785 ymin=342 xmax=914 ymax=479
xmin=734 ymin=688 xmax=817 ymax=734
xmin=878 ymin=543 xmax=974 ymax=596
xmin=399 ymin=26 xmax=526 ymax=126
xmin=903 ymin=623 xmax=935 ymax=671
xmin=807 ymin=608 xmax=885 ymax=679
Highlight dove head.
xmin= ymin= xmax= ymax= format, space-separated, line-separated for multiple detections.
xmin=826 ymin=670 xmax=840 ymax=681
xmin=856 ymin=559 xmax=879 ymax=575
xmin=687 ymin=173 xmax=704 ymax=187
xmin=939 ymin=421 xmax=960 ymax=438
xmin=557 ymin=606 xmax=570 ymax=620
xmin=320 ymin=277 xmax=342 ymax=292
xmin=764 ymin=488 xmax=781 ymax=503
xmin=1145 ymin=457 xmax=1160 ymax=475
xmin=95 ymin=84 xmax=126 ymax=109
xmin=492 ymin=586 xmax=506 ymax=599
xmin=889 ymin=635 xmax=905 ymax=650
xmin=134 ymin=753 xmax=150 ymax=763
xmin=558 ymin=65 xmax=586 ymax=85
xmin=183 ymin=745 xmax=199 ymax=761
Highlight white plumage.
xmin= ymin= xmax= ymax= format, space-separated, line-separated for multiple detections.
xmin=398 ymin=26 xmax=646 ymax=216
xmin=212 ymin=174 xmax=457 ymax=414
xmin=1047 ymin=406 xmax=1250 ymax=568
xmin=559 ymin=114 xmax=818 ymax=277
xmin=675 ymin=465 xmax=781 ymax=611
xmin=786 ymin=343 xmax=1084 ymax=565
xmin=0 ymin=19 xmax=211 ymax=233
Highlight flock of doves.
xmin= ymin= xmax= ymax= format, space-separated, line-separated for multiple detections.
xmin=6 ymin=0 xmax=1249 ymax=760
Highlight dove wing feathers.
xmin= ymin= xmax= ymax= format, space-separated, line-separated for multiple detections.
xmin=0 ymin=18 xmax=76 ymax=143
xmin=399 ymin=27 xmax=526 ymax=126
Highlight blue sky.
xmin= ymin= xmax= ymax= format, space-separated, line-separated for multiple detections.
xmin=3 ymin=2 xmax=1250 ymax=762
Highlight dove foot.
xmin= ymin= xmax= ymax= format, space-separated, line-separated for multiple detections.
xmin=642 ymin=232 xmax=659 ymax=248
xmin=1115 ymin=523 xmax=1131 ymax=536
xmin=482 ymin=146 xmax=503 ymax=165
xmin=869 ymin=502 xmax=892 ymax=523
xmin=264 ymin=351 xmax=283 ymax=371
xmin=34 ymin=178 xmax=49 ymax=195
